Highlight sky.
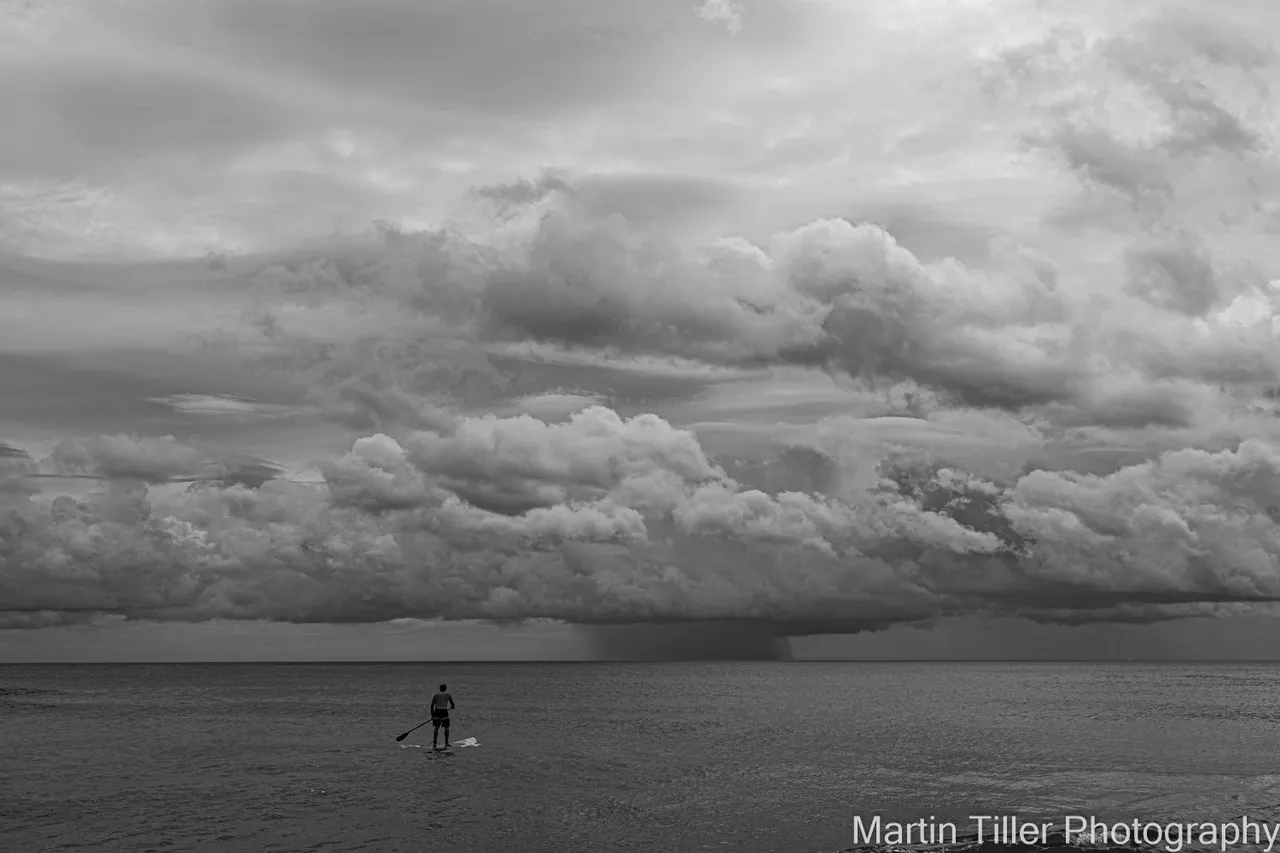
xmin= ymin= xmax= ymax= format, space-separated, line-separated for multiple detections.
xmin=3 ymin=0 xmax=1280 ymax=661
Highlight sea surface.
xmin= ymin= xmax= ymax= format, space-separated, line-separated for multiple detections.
xmin=4 ymin=662 xmax=1280 ymax=852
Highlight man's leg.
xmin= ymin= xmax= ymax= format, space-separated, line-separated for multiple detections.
xmin=432 ymin=719 xmax=439 ymax=748
xmin=443 ymin=721 xmax=450 ymax=748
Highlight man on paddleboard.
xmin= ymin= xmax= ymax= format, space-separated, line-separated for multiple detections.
xmin=431 ymin=684 xmax=456 ymax=748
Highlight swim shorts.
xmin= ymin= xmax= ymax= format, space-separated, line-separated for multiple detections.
xmin=431 ymin=709 xmax=450 ymax=725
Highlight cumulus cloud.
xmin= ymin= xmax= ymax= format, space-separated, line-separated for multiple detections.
xmin=47 ymin=435 xmax=211 ymax=482
xmin=215 ymin=189 xmax=1280 ymax=434
xmin=323 ymin=433 xmax=433 ymax=512
xmin=406 ymin=406 xmax=724 ymax=513
xmin=33 ymin=435 xmax=283 ymax=489
xmin=7 ymin=403 xmax=1280 ymax=633
xmin=3 ymin=1 xmax=1280 ymax=649
xmin=1005 ymin=440 xmax=1280 ymax=603
xmin=9 ymin=189 xmax=1280 ymax=636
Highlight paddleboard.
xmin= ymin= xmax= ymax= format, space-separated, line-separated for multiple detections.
xmin=399 ymin=736 xmax=478 ymax=750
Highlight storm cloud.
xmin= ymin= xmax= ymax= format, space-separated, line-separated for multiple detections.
xmin=2 ymin=0 xmax=1280 ymax=656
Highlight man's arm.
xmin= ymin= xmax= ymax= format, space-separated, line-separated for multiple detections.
xmin=449 ymin=693 xmax=456 ymax=709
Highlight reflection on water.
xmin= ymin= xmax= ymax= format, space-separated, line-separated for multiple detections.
xmin=4 ymin=662 xmax=1280 ymax=852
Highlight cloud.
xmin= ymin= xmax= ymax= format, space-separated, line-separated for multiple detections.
xmin=1100 ymin=13 xmax=1271 ymax=158
xmin=583 ymin=622 xmax=792 ymax=659
xmin=695 ymin=0 xmax=744 ymax=36
xmin=35 ymin=434 xmax=283 ymax=488
xmin=3 ymin=1 xmax=1280 ymax=651
xmin=404 ymin=406 xmax=724 ymax=514
xmin=7 ymin=404 xmax=1280 ymax=632
xmin=216 ymin=201 xmax=1278 ymax=435
xmin=149 ymin=394 xmax=299 ymax=419
xmin=322 ymin=433 xmax=433 ymax=512
xmin=0 ymin=58 xmax=297 ymax=181
xmin=472 ymin=172 xmax=574 ymax=222
xmin=502 ymin=392 xmax=606 ymax=421
xmin=1123 ymin=237 xmax=1222 ymax=316
xmin=47 ymin=435 xmax=211 ymax=482
xmin=178 ymin=0 xmax=723 ymax=117
xmin=0 ymin=443 xmax=31 ymax=461
xmin=1004 ymin=439 xmax=1280 ymax=605
xmin=572 ymin=173 xmax=742 ymax=224
xmin=20 ymin=130 xmax=1267 ymax=449
xmin=1005 ymin=8 xmax=1276 ymax=233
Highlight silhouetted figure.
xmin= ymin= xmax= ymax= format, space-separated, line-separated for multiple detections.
xmin=431 ymin=683 xmax=456 ymax=748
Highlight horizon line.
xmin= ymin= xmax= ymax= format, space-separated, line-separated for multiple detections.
xmin=4 ymin=658 xmax=1280 ymax=665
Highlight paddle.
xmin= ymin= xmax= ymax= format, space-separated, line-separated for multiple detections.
xmin=395 ymin=720 xmax=431 ymax=742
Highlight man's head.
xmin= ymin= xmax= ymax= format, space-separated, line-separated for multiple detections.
xmin=439 ymin=683 xmax=447 ymax=692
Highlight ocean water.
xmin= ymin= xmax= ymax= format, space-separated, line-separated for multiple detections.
xmin=4 ymin=662 xmax=1280 ymax=852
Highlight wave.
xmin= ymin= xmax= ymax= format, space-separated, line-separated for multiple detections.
xmin=0 ymin=687 xmax=61 ymax=696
